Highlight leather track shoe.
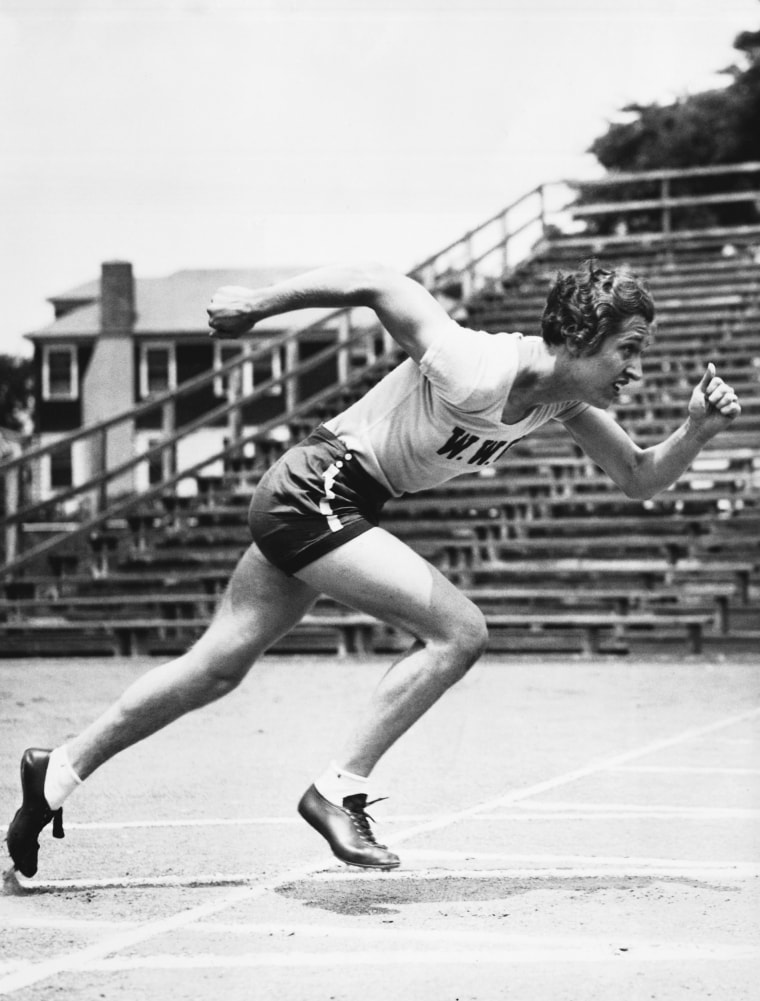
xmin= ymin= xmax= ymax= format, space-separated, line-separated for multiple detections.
xmin=298 ymin=784 xmax=400 ymax=869
xmin=6 ymin=748 xmax=65 ymax=878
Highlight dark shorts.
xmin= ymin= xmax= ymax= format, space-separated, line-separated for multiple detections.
xmin=249 ymin=426 xmax=392 ymax=575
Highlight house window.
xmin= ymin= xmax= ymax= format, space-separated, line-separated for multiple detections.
xmin=139 ymin=343 xmax=176 ymax=398
xmin=213 ymin=341 xmax=253 ymax=398
xmin=42 ymin=345 xmax=78 ymax=400
xmin=145 ymin=437 xmax=164 ymax=486
xmin=254 ymin=346 xmax=284 ymax=396
xmin=50 ymin=444 xmax=73 ymax=488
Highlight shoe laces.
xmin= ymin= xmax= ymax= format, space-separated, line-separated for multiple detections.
xmin=342 ymin=794 xmax=389 ymax=848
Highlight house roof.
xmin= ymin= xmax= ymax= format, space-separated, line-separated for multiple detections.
xmin=31 ymin=266 xmax=367 ymax=340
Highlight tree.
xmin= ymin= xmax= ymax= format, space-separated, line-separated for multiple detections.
xmin=577 ymin=13 xmax=760 ymax=232
xmin=0 ymin=354 xmax=34 ymax=433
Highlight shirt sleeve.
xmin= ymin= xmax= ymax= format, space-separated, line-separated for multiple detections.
xmin=418 ymin=324 xmax=518 ymax=412
xmin=552 ymin=400 xmax=590 ymax=422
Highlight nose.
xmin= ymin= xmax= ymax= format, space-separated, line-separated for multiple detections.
xmin=626 ymin=357 xmax=643 ymax=381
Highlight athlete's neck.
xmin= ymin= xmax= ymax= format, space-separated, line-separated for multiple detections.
xmin=502 ymin=336 xmax=573 ymax=422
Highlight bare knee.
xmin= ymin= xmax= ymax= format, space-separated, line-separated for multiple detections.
xmin=188 ymin=635 xmax=259 ymax=705
xmin=430 ymin=603 xmax=488 ymax=679
xmin=198 ymin=658 xmax=249 ymax=703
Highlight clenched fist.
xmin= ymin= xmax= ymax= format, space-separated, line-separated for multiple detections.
xmin=207 ymin=286 xmax=259 ymax=338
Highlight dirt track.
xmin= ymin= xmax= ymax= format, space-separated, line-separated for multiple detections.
xmin=1 ymin=653 xmax=759 ymax=999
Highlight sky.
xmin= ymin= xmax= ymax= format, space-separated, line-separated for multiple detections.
xmin=1 ymin=0 xmax=759 ymax=355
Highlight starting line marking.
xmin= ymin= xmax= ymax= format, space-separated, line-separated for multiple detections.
xmin=10 ymin=855 xmax=758 ymax=896
xmin=2 ymin=703 xmax=759 ymax=995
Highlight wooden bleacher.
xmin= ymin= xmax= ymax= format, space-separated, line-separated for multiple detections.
xmin=2 ymin=178 xmax=759 ymax=656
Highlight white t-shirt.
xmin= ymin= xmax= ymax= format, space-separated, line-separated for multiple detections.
xmin=325 ymin=322 xmax=588 ymax=497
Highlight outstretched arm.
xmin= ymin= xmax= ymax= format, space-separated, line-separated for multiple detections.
xmin=207 ymin=263 xmax=454 ymax=363
xmin=563 ymin=363 xmax=742 ymax=499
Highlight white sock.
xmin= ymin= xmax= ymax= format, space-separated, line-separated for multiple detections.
xmin=314 ymin=761 xmax=369 ymax=806
xmin=44 ymin=746 xmax=83 ymax=810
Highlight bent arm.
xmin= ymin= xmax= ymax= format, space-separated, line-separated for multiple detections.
xmin=207 ymin=263 xmax=454 ymax=363
xmin=564 ymin=407 xmax=712 ymax=499
xmin=564 ymin=364 xmax=741 ymax=499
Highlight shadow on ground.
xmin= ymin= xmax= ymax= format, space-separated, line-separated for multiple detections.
xmin=276 ymin=874 xmax=736 ymax=916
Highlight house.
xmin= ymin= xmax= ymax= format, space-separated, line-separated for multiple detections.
xmin=25 ymin=261 xmax=358 ymax=498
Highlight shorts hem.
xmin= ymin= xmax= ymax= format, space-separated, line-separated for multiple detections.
xmin=263 ymin=518 xmax=375 ymax=576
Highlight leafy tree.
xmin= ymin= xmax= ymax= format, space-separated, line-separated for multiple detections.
xmin=578 ymin=16 xmax=760 ymax=232
xmin=0 ymin=354 xmax=34 ymax=433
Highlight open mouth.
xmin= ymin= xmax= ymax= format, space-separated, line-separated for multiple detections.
xmin=612 ymin=380 xmax=627 ymax=396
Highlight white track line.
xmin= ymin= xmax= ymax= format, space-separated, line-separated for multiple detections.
xmin=0 ymin=921 xmax=708 ymax=947
xmin=8 ymin=873 xmax=255 ymax=893
xmin=2 ymin=703 xmax=759 ymax=996
xmin=400 ymin=850 xmax=758 ymax=869
xmin=2 ymin=804 xmax=753 ymax=836
xmin=504 ymin=802 xmax=760 ymax=816
xmin=15 ymin=852 xmax=758 ymax=895
xmin=0 ymin=817 xmax=303 ymax=834
xmin=0 ymin=865 xmax=324 ymax=995
xmin=51 ymin=943 xmax=760 ymax=968
xmin=0 ymin=814 xmax=437 ymax=834
xmin=384 ymin=705 xmax=760 ymax=847
xmin=477 ymin=809 xmax=760 ymax=820
xmin=608 ymin=765 xmax=760 ymax=776
xmin=304 ymin=864 xmax=759 ymax=881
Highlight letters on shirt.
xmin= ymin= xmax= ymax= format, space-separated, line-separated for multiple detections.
xmin=436 ymin=425 xmax=522 ymax=466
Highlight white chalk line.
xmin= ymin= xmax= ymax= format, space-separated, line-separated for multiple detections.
xmin=400 ymin=850 xmax=759 ymax=870
xmin=383 ymin=705 xmax=760 ymax=848
xmin=608 ymin=765 xmax=760 ymax=776
xmin=2 ymin=925 xmax=757 ymax=978
xmin=5 ymin=802 xmax=760 ymax=835
xmin=10 ymin=852 xmax=758 ymax=895
xmin=4 ymin=804 xmax=758 ymax=835
xmin=25 ymin=943 xmax=760 ymax=970
xmin=2 ymin=802 xmax=758 ymax=836
xmin=0 ymin=920 xmax=736 ymax=949
xmin=302 ymin=863 xmax=759 ymax=882
xmin=2 ymin=703 xmax=759 ymax=995
xmin=3 ymin=937 xmax=758 ymax=978
xmin=0 ymin=864 xmax=326 ymax=994
xmin=478 ymin=810 xmax=760 ymax=821
xmin=510 ymin=801 xmax=758 ymax=814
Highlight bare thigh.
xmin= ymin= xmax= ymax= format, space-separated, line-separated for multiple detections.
xmin=294 ymin=526 xmax=484 ymax=643
xmin=192 ymin=541 xmax=321 ymax=672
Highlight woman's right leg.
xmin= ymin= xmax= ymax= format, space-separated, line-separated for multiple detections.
xmin=292 ymin=526 xmax=489 ymax=871
xmin=67 ymin=542 xmax=320 ymax=779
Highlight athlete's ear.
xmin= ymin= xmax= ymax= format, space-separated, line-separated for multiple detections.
xmin=562 ymin=329 xmax=587 ymax=358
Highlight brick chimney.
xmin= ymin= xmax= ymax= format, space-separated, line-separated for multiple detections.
xmin=84 ymin=260 xmax=137 ymax=494
xmin=100 ymin=260 xmax=135 ymax=334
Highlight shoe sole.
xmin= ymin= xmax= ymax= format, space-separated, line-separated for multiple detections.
xmin=335 ymin=854 xmax=400 ymax=871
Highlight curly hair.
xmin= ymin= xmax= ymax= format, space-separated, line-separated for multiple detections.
xmin=540 ymin=259 xmax=655 ymax=353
